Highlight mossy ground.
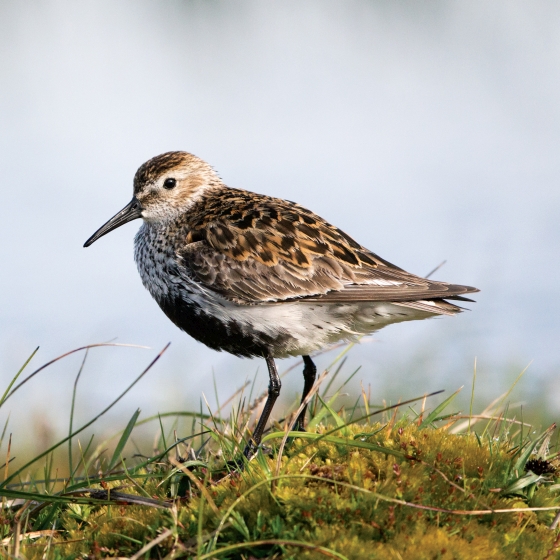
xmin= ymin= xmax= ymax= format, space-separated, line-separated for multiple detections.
xmin=8 ymin=421 xmax=560 ymax=560
xmin=2 ymin=345 xmax=560 ymax=559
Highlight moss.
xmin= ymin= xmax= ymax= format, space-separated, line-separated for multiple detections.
xmin=18 ymin=422 xmax=560 ymax=559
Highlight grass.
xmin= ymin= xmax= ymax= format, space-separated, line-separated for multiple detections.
xmin=2 ymin=344 xmax=560 ymax=559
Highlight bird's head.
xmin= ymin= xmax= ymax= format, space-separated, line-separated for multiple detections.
xmin=84 ymin=151 xmax=220 ymax=247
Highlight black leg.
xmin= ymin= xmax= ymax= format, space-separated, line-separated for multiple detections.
xmin=296 ymin=355 xmax=317 ymax=431
xmin=243 ymin=356 xmax=281 ymax=458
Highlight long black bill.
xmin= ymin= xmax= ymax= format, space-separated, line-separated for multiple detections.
xmin=83 ymin=198 xmax=143 ymax=247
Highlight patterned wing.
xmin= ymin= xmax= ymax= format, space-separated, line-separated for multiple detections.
xmin=177 ymin=188 xmax=478 ymax=304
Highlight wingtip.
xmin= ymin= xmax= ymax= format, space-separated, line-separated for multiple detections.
xmin=446 ymin=295 xmax=477 ymax=303
xmin=447 ymin=284 xmax=480 ymax=298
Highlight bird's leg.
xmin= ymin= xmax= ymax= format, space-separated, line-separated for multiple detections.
xmin=243 ymin=356 xmax=281 ymax=458
xmin=296 ymin=355 xmax=317 ymax=431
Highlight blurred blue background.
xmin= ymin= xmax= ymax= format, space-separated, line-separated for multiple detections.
xmin=1 ymin=1 xmax=559 ymax=442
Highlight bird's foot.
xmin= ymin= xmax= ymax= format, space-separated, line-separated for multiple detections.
xmin=285 ymin=423 xmax=306 ymax=447
xmin=223 ymin=441 xmax=275 ymax=473
xmin=242 ymin=440 xmax=258 ymax=460
xmin=241 ymin=441 xmax=273 ymax=459
xmin=221 ymin=441 xmax=258 ymax=473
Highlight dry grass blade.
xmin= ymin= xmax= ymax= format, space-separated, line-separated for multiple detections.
xmin=129 ymin=528 xmax=173 ymax=560
xmin=425 ymin=259 xmax=447 ymax=279
xmin=68 ymin=488 xmax=171 ymax=508
xmin=198 ymin=539 xmax=349 ymax=560
xmin=1 ymin=530 xmax=56 ymax=546
xmin=11 ymin=517 xmax=20 ymax=558
xmin=450 ymin=414 xmax=531 ymax=428
xmin=449 ymin=390 xmax=515 ymax=434
xmin=214 ymin=380 xmax=251 ymax=419
xmin=2 ymin=342 xmax=150 ymax=405
xmin=550 ymin=511 xmax=560 ymax=530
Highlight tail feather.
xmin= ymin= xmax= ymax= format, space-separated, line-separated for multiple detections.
xmin=391 ymin=298 xmax=465 ymax=316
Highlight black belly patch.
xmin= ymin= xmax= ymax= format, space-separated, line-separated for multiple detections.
xmin=158 ymin=295 xmax=285 ymax=358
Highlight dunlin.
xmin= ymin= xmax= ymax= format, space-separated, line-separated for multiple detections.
xmin=84 ymin=151 xmax=478 ymax=457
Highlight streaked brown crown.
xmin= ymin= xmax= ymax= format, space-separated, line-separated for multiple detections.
xmin=134 ymin=152 xmax=196 ymax=194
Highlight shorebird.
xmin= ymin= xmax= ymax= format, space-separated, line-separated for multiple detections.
xmin=84 ymin=151 xmax=478 ymax=457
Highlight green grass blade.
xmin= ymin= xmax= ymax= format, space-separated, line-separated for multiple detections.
xmin=0 ymin=346 xmax=39 ymax=409
xmin=468 ymin=357 xmax=476 ymax=434
xmin=419 ymin=387 xmax=462 ymax=428
xmin=501 ymin=472 xmax=544 ymax=495
xmin=321 ymin=343 xmax=356 ymax=397
xmin=0 ymin=343 xmax=169 ymax=488
xmin=158 ymin=413 xmax=168 ymax=452
xmin=320 ymin=357 xmax=347 ymax=399
xmin=337 ymin=365 xmax=362 ymax=392
xmin=0 ymin=414 xmax=10 ymax=452
xmin=73 ymin=434 xmax=95 ymax=482
xmin=307 ymin=390 xmax=341 ymax=430
xmin=315 ymin=394 xmax=349 ymax=436
xmin=262 ymin=430 xmax=406 ymax=459
xmin=108 ymin=408 xmax=140 ymax=471
xmin=69 ymin=349 xmax=88 ymax=485
xmin=0 ymin=487 xmax=112 ymax=505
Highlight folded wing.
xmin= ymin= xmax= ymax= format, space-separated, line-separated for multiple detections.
xmin=177 ymin=189 xmax=479 ymax=305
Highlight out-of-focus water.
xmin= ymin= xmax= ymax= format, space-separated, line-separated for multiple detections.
xmin=1 ymin=1 xmax=559 ymax=439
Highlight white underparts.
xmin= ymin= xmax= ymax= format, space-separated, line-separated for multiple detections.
xmin=183 ymin=290 xmax=440 ymax=357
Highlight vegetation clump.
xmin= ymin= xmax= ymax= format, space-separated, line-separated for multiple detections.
xmin=2 ymin=345 xmax=560 ymax=559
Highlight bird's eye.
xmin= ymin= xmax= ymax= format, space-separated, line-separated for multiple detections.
xmin=163 ymin=178 xmax=176 ymax=189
